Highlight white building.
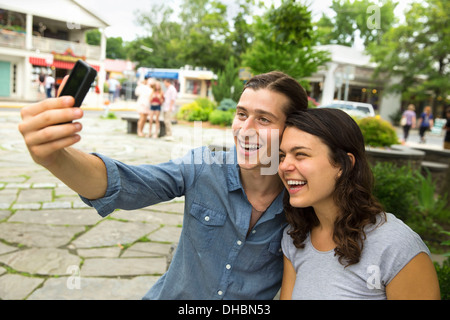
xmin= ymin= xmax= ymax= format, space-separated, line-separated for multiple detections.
xmin=137 ymin=66 xmax=216 ymax=105
xmin=307 ymin=45 xmax=401 ymax=120
xmin=0 ymin=0 xmax=108 ymax=101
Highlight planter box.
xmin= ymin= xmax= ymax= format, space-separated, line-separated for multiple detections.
xmin=365 ymin=145 xmax=425 ymax=171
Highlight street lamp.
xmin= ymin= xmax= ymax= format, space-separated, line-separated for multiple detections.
xmin=140 ymin=45 xmax=154 ymax=53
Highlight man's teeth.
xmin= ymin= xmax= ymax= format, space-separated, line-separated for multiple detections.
xmin=240 ymin=141 xmax=260 ymax=150
xmin=287 ymin=180 xmax=307 ymax=186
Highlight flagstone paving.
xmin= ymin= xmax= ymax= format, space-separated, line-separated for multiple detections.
xmin=0 ymin=108 xmax=232 ymax=300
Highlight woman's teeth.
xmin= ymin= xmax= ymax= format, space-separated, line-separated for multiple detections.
xmin=287 ymin=180 xmax=307 ymax=186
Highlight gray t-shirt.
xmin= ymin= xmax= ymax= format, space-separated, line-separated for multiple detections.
xmin=281 ymin=213 xmax=430 ymax=300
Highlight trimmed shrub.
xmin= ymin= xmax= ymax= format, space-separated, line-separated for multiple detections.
xmin=358 ymin=116 xmax=399 ymax=147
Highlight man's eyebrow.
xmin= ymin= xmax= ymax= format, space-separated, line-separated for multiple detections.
xmin=236 ymin=106 xmax=279 ymax=120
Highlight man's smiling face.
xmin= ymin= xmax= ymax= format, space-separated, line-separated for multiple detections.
xmin=232 ymin=88 xmax=288 ymax=173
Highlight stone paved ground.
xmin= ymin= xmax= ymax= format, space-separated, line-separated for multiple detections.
xmin=0 ymin=108 xmax=233 ymax=300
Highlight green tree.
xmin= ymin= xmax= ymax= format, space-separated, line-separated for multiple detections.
xmin=228 ymin=0 xmax=256 ymax=65
xmin=367 ymin=0 xmax=450 ymax=112
xmin=129 ymin=5 xmax=184 ymax=69
xmin=85 ymin=29 xmax=127 ymax=60
xmin=177 ymin=0 xmax=233 ymax=72
xmin=242 ymin=0 xmax=329 ymax=85
xmin=212 ymin=56 xmax=244 ymax=102
xmin=314 ymin=0 xmax=397 ymax=47
xmin=85 ymin=29 xmax=101 ymax=45
xmin=106 ymin=37 xmax=127 ymax=59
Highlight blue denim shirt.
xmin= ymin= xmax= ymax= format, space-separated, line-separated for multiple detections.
xmin=81 ymin=146 xmax=287 ymax=299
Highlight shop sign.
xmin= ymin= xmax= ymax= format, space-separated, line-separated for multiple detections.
xmin=51 ymin=48 xmax=85 ymax=63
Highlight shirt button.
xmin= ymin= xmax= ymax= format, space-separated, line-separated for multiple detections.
xmin=236 ymin=240 xmax=242 ymax=246
xmin=226 ymin=264 xmax=231 ymax=270
xmin=252 ymin=230 xmax=256 ymax=234
xmin=217 ymin=290 xmax=223 ymax=296
xmin=204 ymin=216 xmax=210 ymax=222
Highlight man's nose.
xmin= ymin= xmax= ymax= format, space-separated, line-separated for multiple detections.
xmin=241 ymin=117 xmax=256 ymax=135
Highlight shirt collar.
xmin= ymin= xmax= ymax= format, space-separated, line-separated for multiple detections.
xmin=226 ymin=146 xmax=242 ymax=192
xmin=225 ymin=146 xmax=285 ymax=216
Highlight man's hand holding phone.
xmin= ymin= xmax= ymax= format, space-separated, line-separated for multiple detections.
xmin=18 ymin=59 xmax=96 ymax=167
xmin=19 ymin=78 xmax=83 ymax=168
xmin=18 ymin=60 xmax=107 ymax=200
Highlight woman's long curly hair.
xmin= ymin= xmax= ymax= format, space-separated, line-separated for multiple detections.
xmin=283 ymin=108 xmax=385 ymax=267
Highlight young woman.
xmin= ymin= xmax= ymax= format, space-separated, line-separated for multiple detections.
xmin=278 ymin=108 xmax=440 ymax=300
xmin=135 ymin=78 xmax=152 ymax=137
xmin=148 ymin=81 xmax=164 ymax=138
xmin=418 ymin=106 xmax=434 ymax=143
xmin=400 ymin=104 xmax=416 ymax=143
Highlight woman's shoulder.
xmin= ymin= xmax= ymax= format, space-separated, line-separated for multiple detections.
xmin=366 ymin=213 xmax=429 ymax=254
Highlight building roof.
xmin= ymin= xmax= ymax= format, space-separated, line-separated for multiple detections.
xmin=105 ymin=59 xmax=135 ymax=72
xmin=0 ymin=0 xmax=109 ymax=28
xmin=317 ymin=44 xmax=376 ymax=68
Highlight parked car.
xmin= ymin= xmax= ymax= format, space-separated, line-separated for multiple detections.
xmin=318 ymin=100 xmax=375 ymax=118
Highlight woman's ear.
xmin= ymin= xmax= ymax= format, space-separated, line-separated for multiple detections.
xmin=347 ymin=153 xmax=356 ymax=168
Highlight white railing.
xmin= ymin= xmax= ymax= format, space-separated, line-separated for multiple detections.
xmin=0 ymin=29 xmax=101 ymax=60
xmin=32 ymin=36 xmax=101 ymax=59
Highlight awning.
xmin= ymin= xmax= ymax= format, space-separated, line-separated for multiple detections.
xmin=145 ymin=71 xmax=179 ymax=79
xmin=29 ymin=57 xmax=100 ymax=72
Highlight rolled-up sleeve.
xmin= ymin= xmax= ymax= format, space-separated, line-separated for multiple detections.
xmin=80 ymin=148 xmax=204 ymax=217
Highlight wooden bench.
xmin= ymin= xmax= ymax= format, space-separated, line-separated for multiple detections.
xmin=121 ymin=115 xmax=167 ymax=137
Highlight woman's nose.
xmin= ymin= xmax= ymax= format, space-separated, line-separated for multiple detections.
xmin=279 ymin=155 xmax=295 ymax=172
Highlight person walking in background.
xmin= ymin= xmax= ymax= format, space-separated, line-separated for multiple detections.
xmin=278 ymin=108 xmax=440 ymax=300
xmin=149 ymin=81 xmax=164 ymax=138
xmin=443 ymin=106 xmax=450 ymax=150
xmin=38 ymin=72 xmax=46 ymax=98
xmin=162 ymin=79 xmax=177 ymax=141
xmin=45 ymin=74 xmax=55 ymax=98
xmin=418 ymin=106 xmax=434 ymax=143
xmin=107 ymin=77 xmax=120 ymax=103
xmin=135 ymin=77 xmax=152 ymax=137
xmin=400 ymin=104 xmax=416 ymax=144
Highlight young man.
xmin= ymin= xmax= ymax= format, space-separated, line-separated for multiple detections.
xmin=18 ymin=71 xmax=308 ymax=299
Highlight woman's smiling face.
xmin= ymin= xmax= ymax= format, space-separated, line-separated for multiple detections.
xmin=278 ymin=126 xmax=342 ymax=211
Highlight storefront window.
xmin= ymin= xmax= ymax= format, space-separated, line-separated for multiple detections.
xmin=185 ymin=79 xmax=201 ymax=95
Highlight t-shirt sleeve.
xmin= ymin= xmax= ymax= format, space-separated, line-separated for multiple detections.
xmin=281 ymin=226 xmax=295 ymax=262
xmin=375 ymin=214 xmax=430 ymax=286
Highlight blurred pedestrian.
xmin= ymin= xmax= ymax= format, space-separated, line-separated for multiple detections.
xmin=149 ymin=81 xmax=164 ymax=138
xmin=162 ymin=79 xmax=177 ymax=141
xmin=418 ymin=106 xmax=434 ymax=143
xmin=38 ymin=72 xmax=46 ymax=97
xmin=400 ymin=104 xmax=416 ymax=144
xmin=443 ymin=106 xmax=450 ymax=150
xmin=107 ymin=77 xmax=120 ymax=103
xmin=45 ymin=74 xmax=55 ymax=98
xmin=135 ymin=78 xmax=152 ymax=137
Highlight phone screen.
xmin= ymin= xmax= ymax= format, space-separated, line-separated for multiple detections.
xmin=63 ymin=63 xmax=88 ymax=96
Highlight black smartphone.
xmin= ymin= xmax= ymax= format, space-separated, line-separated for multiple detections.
xmin=59 ymin=59 xmax=97 ymax=108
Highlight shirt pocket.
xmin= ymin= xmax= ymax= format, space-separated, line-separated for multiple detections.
xmin=243 ymin=237 xmax=283 ymax=273
xmin=186 ymin=202 xmax=227 ymax=250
